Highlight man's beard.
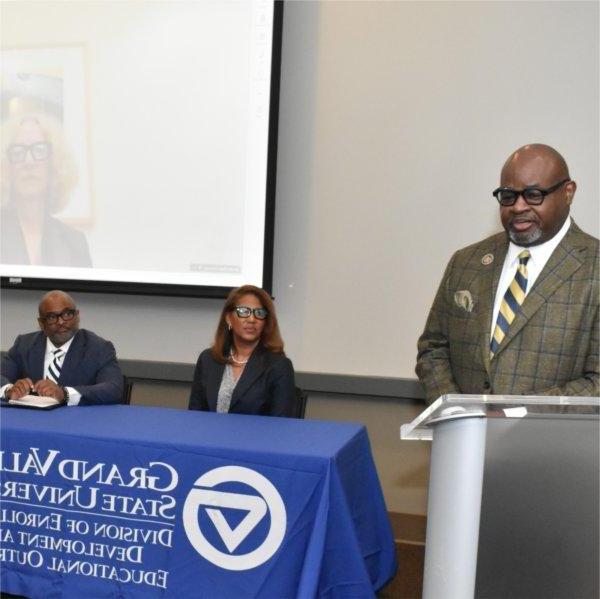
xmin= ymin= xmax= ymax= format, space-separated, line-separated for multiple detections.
xmin=49 ymin=328 xmax=77 ymax=347
xmin=507 ymin=222 xmax=542 ymax=246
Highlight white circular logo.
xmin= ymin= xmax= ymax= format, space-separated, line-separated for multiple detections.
xmin=183 ymin=466 xmax=286 ymax=571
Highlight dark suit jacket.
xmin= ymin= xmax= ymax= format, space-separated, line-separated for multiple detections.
xmin=1 ymin=208 xmax=92 ymax=267
xmin=416 ymin=222 xmax=599 ymax=403
xmin=1 ymin=329 xmax=124 ymax=405
xmin=188 ymin=346 xmax=296 ymax=417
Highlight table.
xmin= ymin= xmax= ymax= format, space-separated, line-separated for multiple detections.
xmin=1 ymin=405 xmax=396 ymax=598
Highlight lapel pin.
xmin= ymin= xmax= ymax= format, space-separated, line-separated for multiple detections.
xmin=481 ymin=253 xmax=494 ymax=266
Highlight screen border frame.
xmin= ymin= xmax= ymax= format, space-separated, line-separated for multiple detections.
xmin=1 ymin=0 xmax=284 ymax=299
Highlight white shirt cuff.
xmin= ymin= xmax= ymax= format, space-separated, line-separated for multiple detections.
xmin=65 ymin=387 xmax=82 ymax=406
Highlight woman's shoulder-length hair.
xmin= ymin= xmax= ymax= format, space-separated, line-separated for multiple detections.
xmin=1 ymin=112 xmax=78 ymax=214
xmin=211 ymin=284 xmax=285 ymax=364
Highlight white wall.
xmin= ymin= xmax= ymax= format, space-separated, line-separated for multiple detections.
xmin=2 ymin=1 xmax=598 ymax=380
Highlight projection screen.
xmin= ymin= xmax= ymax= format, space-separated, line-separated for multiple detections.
xmin=0 ymin=0 xmax=282 ymax=297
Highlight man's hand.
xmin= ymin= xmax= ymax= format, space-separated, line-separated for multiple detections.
xmin=7 ymin=378 xmax=35 ymax=400
xmin=33 ymin=380 xmax=66 ymax=402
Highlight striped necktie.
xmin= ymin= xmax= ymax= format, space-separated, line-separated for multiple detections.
xmin=491 ymin=250 xmax=531 ymax=358
xmin=47 ymin=349 xmax=64 ymax=383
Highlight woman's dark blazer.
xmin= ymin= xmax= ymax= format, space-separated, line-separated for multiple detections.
xmin=188 ymin=345 xmax=296 ymax=417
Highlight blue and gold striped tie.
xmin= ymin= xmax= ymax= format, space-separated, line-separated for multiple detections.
xmin=490 ymin=250 xmax=530 ymax=357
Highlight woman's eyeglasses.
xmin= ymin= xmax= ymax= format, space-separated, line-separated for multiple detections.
xmin=7 ymin=142 xmax=52 ymax=164
xmin=234 ymin=306 xmax=268 ymax=320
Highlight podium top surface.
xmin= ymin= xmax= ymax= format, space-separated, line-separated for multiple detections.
xmin=400 ymin=394 xmax=600 ymax=440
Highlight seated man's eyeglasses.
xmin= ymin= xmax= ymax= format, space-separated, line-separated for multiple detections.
xmin=234 ymin=306 xmax=269 ymax=320
xmin=39 ymin=309 xmax=77 ymax=324
xmin=493 ymin=178 xmax=570 ymax=206
xmin=7 ymin=142 xmax=52 ymax=164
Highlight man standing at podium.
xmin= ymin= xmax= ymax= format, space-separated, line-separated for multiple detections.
xmin=416 ymin=144 xmax=599 ymax=403
xmin=1 ymin=290 xmax=124 ymax=405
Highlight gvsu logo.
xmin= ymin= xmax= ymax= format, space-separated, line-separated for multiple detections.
xmin=183 ymin=466 xmax=286 ymax=570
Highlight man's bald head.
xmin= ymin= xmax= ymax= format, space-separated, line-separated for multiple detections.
xmin=498 ymin=143 xmax=576 ymax=246
xmin=38 ymin=290 xmax=76 ymax=316
xmin=501 ymin=144 xmax=570 ymax=185
xmin=37 ymin=290 xmax=80 ymax=346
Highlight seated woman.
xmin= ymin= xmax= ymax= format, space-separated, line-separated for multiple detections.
xmin=188 ymin=285 xmax=296 ymax=417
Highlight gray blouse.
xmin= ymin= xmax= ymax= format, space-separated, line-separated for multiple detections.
xmin=216 ymin=364 xmax=240 ymax=413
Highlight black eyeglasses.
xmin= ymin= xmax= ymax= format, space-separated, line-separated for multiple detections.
xmin=7 ymin=142 xmax=52 ymax=164
xmin=39 ymin=308 xmax=77 ymax=324
xmin=234 ymin=306 xmax=268 ymax=320
xmin=493 ymin=179 xmax=570 ymax=206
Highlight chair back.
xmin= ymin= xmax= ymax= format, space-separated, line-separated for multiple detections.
xmin=294 ymin=386 xmax=308 ymax=419
xmin=122 ymin=376 xmax=133 ymax=405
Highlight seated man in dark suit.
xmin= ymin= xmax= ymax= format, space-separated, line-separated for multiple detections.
xmin=1 ymin=290 xmax=124 ymax=405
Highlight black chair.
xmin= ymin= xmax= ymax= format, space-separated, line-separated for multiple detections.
xmin=122 ymin=375 xmax=133 ymax=405
xmin=293 ymin=386 xmax=308 ymax=419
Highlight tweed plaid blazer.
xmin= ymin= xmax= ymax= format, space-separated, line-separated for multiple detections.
xmin=416 ymin=221 xmax=599 ymax=404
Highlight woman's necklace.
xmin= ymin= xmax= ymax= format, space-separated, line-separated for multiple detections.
xmin=231 ymin=352 xmax=249 ymax=365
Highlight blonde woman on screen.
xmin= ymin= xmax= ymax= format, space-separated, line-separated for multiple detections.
xmin=1 ymin=113 xmax=91 ymax=267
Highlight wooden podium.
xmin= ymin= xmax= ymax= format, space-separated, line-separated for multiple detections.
xmin=401 ymin=395 xmax=599 ymax=599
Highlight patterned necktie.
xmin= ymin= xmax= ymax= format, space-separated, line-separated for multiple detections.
xmin=47 ymin=349 xmax=64 ymax=383
xmin=491 ymin=250 xmax=531 ymax=357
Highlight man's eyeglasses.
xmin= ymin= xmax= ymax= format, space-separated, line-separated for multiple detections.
xmin=6 ymin=142 xmax=52 ymax=164
xmin=493 ymin=179 xmax=570 ymax=206
xmin=234 ymin=306 xmax=268 ymax=320
xmin=39 ymin=309 xmax=77 ymax=324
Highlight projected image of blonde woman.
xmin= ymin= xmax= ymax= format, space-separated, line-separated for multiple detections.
xmin=1 ymin=113 xmax=91 ymax=267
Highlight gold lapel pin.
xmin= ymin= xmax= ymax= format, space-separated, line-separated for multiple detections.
xmin=481 ymin=253 xmax=494 ymax=266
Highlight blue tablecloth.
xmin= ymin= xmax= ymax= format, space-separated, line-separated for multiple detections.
xmin=0 ymin=405 xmax=396 ymax=598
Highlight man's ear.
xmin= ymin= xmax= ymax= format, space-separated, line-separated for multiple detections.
xmin=37 ymin=317 xmax=44 ymax=331
xmin=566 ymin=180 xmax=577 ymax=204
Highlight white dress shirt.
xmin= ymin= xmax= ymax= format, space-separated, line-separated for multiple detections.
xmin=491 ymin=216 xmax=572 ymax=339
xmin=44 ymin=337 xmax=82 ymax=406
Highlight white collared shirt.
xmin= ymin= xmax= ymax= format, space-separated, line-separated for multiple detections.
xmin=491 ymin=217 xmax=572 ymax=339
xmin=44 ymin=336 xmax=74 ymax=377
